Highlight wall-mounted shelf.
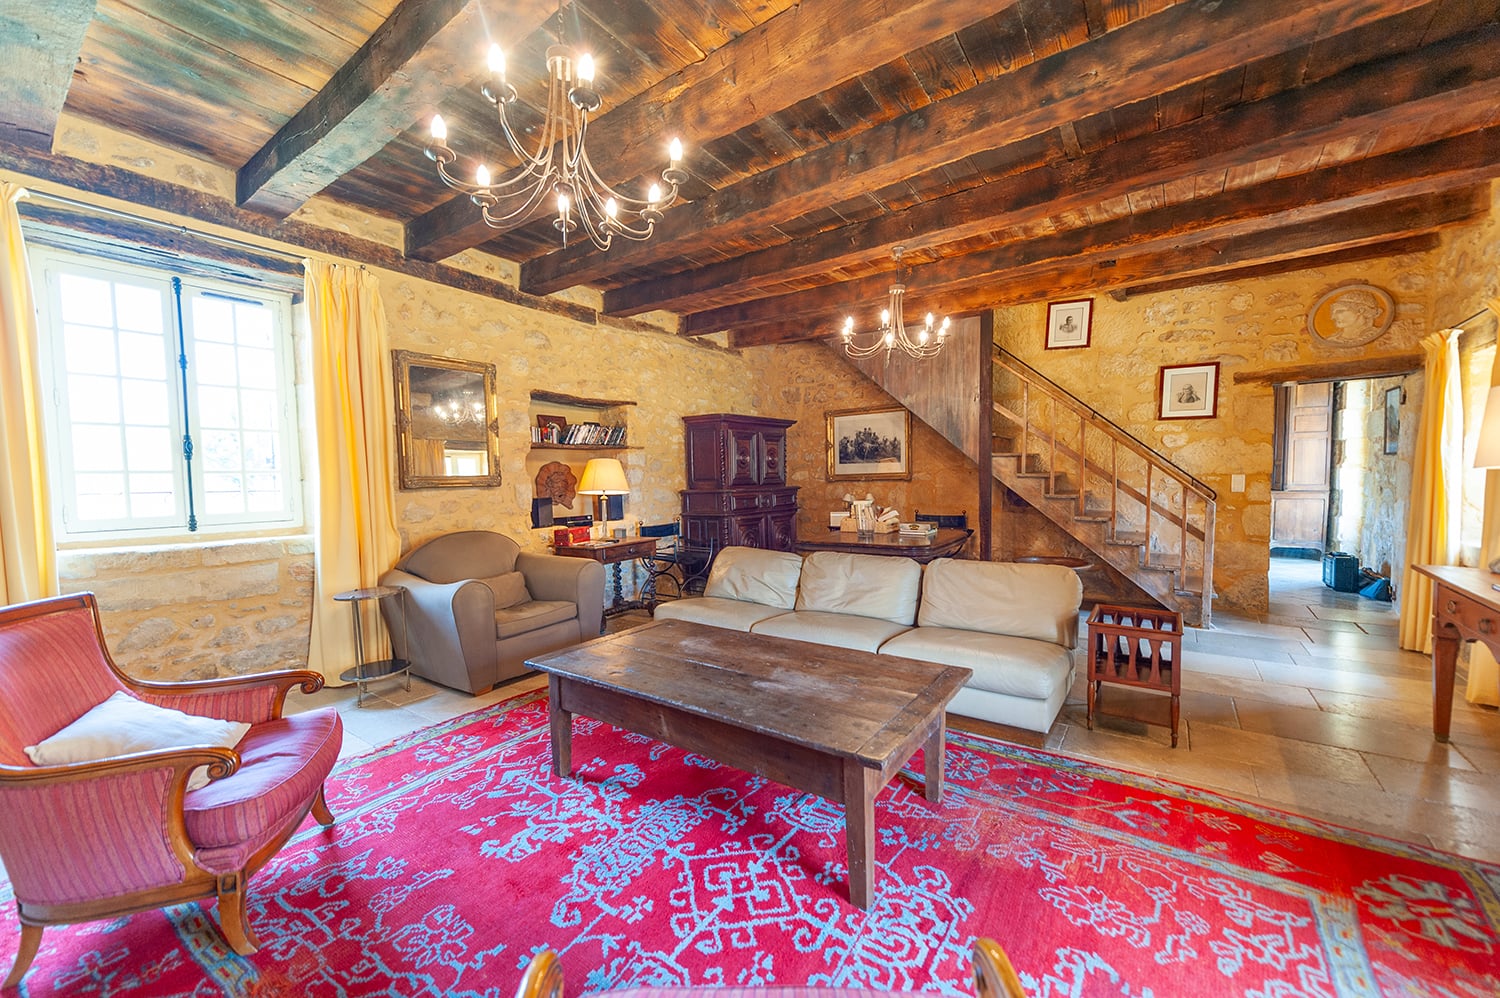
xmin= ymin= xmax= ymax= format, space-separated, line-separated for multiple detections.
xmin=529 ymin=389 xmax=635 ymax=449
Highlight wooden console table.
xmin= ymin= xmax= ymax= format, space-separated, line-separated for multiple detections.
xmin=552 ymin=537 xmax=659 ymax=618
xmin=1413 ymin=564 xmax=1500 ymax=742
xmin=794 ymin=527 xmax=972 ymax=563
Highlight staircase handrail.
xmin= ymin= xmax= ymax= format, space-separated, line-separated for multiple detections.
xmin=994 ymin=347 xmax=1217 ymax=502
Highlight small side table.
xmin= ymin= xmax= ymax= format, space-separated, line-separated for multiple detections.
xmin=551 ymin=537 xmax=660 ymax=621
xmin=1086 ymin=604 xmax=1183 ymax=746
xmin=335 ymin=585 xmax=411 ymax=707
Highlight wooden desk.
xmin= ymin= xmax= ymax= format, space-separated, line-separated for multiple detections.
xmin=794 ymin=527 xmax=972 ymax=563
xmin=551 ymin=537 xmax=659 ymax=617
xmin=527 ymin=619 xmax=970 ymax=909
xmin=1413 ymin=564 xmax=1500 ymax=741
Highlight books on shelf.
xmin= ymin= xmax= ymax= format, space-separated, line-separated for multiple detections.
xmin=531 ymin=422 xmax=627 ymax=446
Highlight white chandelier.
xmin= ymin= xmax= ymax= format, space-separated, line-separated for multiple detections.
xmin=840 ymin=247 xmax=951 ymax=360
xmin=424 ymin=5 xmax=686 ymax=252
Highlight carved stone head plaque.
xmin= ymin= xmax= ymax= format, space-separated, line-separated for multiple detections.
xmin=1307 ymin=284 xmax=1394 ymax=347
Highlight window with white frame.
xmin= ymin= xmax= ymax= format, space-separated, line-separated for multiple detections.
xmin=29 ymin=247 xmax=302 ymax=540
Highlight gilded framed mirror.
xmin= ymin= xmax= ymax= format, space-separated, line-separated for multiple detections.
xmin=393 ymin=350 xmax=502 ymax=489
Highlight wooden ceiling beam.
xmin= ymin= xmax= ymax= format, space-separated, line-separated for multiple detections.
xmin=0 ymin=0 xmax=97 ymax=150
xmin=236 ymin=0 xmax=556 ymax=217
xmin=521 ymin=0 xmax=1435 ymax=295
xmin=720 ymin=189 xmax=1488 ymax=346
xmin=404 ymin=0 xmax=1018 ymax=261
xmin=687 ymin=160 xmax=1498 ymax=334
xmin=1108 ymin=236 xmax=1441 ymax=301
xmin=603 ymin=27 xmax=1500 ymax=317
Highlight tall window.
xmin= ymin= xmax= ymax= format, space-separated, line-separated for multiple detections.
xmin=29 ymin=248 xmax=301 ymax=539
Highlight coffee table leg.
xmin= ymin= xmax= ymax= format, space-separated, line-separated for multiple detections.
xmin=842 ymin=764 xmax=880 ymax=909
xmin=548 ymin=676 xmax=573 ymax=777
xmin=924 ymin=717 xmax=946 ymax=804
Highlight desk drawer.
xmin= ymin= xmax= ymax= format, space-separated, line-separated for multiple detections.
xmin=1439 ymin=586 xmax=1500 ymax=641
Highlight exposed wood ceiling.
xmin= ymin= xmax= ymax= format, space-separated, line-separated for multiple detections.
xmin=4 ymin=0 xmax=1499 ymax=348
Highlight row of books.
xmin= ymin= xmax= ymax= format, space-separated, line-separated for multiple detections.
xmin=530 ymin=423 xmax=628 ymax=446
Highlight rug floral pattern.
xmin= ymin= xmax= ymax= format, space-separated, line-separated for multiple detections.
xmin=2 ymin=690 xmax=1496 ymax=996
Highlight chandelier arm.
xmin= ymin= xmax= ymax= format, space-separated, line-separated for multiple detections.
xmin=481 ymin=179 xmax=557 ymax=227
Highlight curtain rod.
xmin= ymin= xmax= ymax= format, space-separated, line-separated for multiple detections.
xmin=1450 ymin=304 xmax=1497 ymax=330
xmin=20 ymin=188 xmax=307 ymax=265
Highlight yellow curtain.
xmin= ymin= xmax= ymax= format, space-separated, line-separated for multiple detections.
xmin=0 ymin=182 xmax=55 ymax=605
xmin=1399 ymin=329 xmax=1463 ymax=653
xmin=304 ymin=259 xmax=401 ymax=682
xmin=1466 ymin=296 xmax=1500 ymax=705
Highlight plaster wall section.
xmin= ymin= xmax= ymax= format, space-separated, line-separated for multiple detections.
xmin=993 ymin=253 xmax=1436 ymax=615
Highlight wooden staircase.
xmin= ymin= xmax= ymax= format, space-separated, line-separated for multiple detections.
xmin=839 ymin=323 xmax=1215 ymax=626
xmin=990 ymin=348 xmax=1215 ymax=626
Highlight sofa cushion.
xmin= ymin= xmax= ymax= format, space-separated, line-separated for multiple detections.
xmin=751 ymin=610 xmax=912 ymax=653
xmin=703 ymin=547 xmax=804 ymax=609
xmin=478 ymin=571 xmax=531 ymax=610
xmin=495 ymin=600 xmax=576 ymax=639
xmin=918 ymin=559 xmax=1082 ymax=646
xmin=795 ymin=551 xmax=921 ymax=624
xmin=879 ymin=626 xmax=1074 ymax=701
xmin=654 ymin=597 xmax=790 ymax=632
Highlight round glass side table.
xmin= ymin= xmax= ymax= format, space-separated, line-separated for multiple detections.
xmin=335 ymin=585 xmax=411 ymax=707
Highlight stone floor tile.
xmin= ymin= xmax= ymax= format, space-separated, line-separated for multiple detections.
xmin=1362 ymin=753 xmax=1498 ymax=812
xmin=1175 ymin=649 xmax=1264 ymax=680
xmin=1179 ymin=671 xmax=1323 ymax=709
xmin=1192 ymin=630 xmax=1309 ymax=659
xmin=1310 ymin=689 xmax=1500 ymax=744
xmin=1232 ymin=699 xmax=1475 ymax=768
xmin=1186 ymin=720 xmax=1379 ymax=782
xmin=1255 ymin=659 xmax=1431 ymax=701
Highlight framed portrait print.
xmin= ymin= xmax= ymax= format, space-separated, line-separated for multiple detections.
xmin=1045 ymin=298 xmax=1092 ymax=350
xmin=1158 ymin=363 xmax=1220 ymax=420
xmin=826 ymin=405 xmax=912 ymax=481
xmin=1384 ymin=386 xmax=1401 ymax=455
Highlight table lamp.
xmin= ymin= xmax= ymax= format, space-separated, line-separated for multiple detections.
xmin=577 ymin=458 xmax=630 ymax=541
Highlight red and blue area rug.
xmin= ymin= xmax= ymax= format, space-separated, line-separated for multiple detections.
xmin=2 ymin=689 xmax=1496 ymax=996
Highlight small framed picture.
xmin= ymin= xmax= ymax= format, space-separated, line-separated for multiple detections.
xmin=826 ymin=405 xmax=912 ymax=481
xmin=1045 ymin=298 xmax=1092 ymax=350
xmin=536 ymin=413 xmax=568 ymax=444
xmin=1158 ymin=363 xmax=1220 ymax=420
xmin=1384 ymin=386 xmax=1401 ymax=455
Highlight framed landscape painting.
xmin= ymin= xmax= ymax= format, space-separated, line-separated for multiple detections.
xmin=1158 ymin=362 xmax=1220 ymax=419
xmin=826 ymin=405 xmax=912 ymax=481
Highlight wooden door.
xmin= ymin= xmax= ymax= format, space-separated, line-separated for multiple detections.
xmin=1270 ymin=382 xmax=1333 ymax=551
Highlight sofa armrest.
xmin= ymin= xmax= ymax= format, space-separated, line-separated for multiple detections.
xmin=380 ymin=569 xmax=499 ymax=691
xmin=516 ymin=553 xmax=605 ymax=636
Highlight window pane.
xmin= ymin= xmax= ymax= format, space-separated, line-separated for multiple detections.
xmin=239 ymin=389 xmax=275 ymax=430
xmin=120 ymin=379 xmax=171 ymax=425
xmin=74 ymin=473 xmax=126 ymax=522
xmin=114 ymin=284 xmax=163 ymax=334
xmin=194 ymin=342 xmax=236 ymax=385
xmin=119 ymin=331 xmax=168 ymax=380
xmin=125 ymin=426 xmax=175 ymax=472
xmin=192 ymin=296 xmax=234 ymax=342
xmin=58 ymin=275 xmax=113 ymax=327
xmin=200 ymin=429 xmax=242 ymax=471
xmin=128 ymin=475 xmax=177 ymax=518
xmin=243 ymin=431 xmax=278 ymax=471
xmin=236 ymin=346 xmax=275 ymax=389
xmin=67 ymin=375 xmax=121 ymax=423
xmin=197 ymin=385 xmax=240 ymax=429
xmin=71 ymin=425 xmax=125 ymax=472
xmin=236 ymin=303 xmax=272 ymax=348
xmin=204 ymin=473 xmax=245 ymax=515
xmin=63 ymin=324 xmax=117 ymax=375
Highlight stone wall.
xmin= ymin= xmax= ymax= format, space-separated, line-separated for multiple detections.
xmin=992 ymin=252 xmax=1438 ymax=614
xmin=1331 ymin=376 xmax=1414 ymax=589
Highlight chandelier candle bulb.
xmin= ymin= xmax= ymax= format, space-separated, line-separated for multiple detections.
xmin=429 ymin=114 xmax=446 ymax=142
xmin=839 ymin=246 xmax=951 ymax=361
xmin=577 ymin=53 xmax=595 ymax=83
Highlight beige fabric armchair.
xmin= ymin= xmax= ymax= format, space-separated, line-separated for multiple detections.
xmin=379 ymin=531 xmax=605 ymax=694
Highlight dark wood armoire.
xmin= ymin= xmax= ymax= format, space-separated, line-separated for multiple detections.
xmin=680 ymin=413 xmax=799 ymax=552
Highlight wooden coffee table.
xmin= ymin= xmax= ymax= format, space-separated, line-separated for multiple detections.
xmin=527 ymin=619 xmax=971 ymax=909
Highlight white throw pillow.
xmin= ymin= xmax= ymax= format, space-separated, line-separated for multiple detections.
xmin=24 ymin=691 xmax=252 ymax=791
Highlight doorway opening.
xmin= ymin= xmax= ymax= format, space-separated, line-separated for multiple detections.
xmin=1268 ymin=375 xmax=1412 ymax=607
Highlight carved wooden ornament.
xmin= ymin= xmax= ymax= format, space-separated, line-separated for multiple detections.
xmin=534 ymin=461 xmax=578 ymax=507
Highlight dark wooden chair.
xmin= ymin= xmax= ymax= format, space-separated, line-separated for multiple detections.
xmin=915 ymin=509 xmax=969 ymax=529
xmin=640 ymin=523 xmax=717 ymax=611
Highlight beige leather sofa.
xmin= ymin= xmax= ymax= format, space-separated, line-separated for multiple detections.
xmin=380 ymin=531 xmax=605 ymax=694
xmin=654 ymin=546 xmax=1082 ymax=732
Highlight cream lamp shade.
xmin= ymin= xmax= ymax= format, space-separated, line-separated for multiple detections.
xmin=577 ymin=458 xmax=629 ymax=496
xmin=1475 ymin=387 xmax=1500 ymax=469
xmin=577 ymin=458 xmax=630 ymax=540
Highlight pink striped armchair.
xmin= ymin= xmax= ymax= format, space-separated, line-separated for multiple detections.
xmin=0 ymin=593 xmax=343 ymax=988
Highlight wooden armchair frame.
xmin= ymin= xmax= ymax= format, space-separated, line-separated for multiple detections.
xmin=0 ymin=593 xmax=337 ymax=988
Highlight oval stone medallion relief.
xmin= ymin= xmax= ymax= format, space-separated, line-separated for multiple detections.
xmin=1306 ymin=284 xmax=1395 ymax=347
